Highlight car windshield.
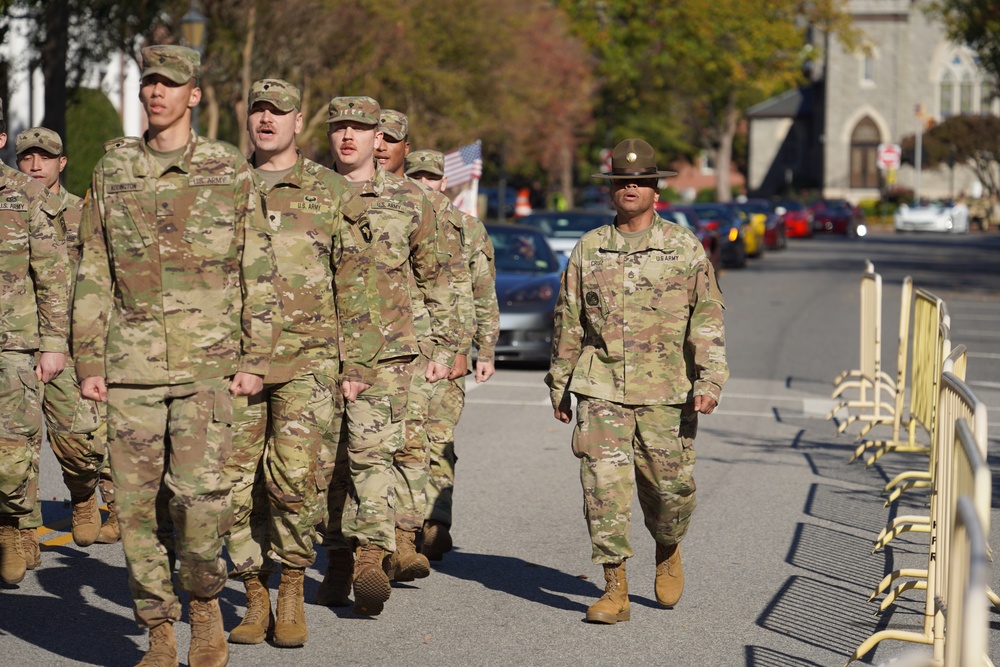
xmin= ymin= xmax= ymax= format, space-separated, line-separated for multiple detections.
xmin=488 ymin=228 xmax=560 ymax=274
xmin=776 ymin=200 xmax=805 ymax=211
xmin=736 ymin=202 xmax=769 ymax=215
xmin=519 ymin=212 xmax=613 ymax=239
xmin=691 ymin=206 xmax=732 ymax=225
xmin=818 ymin=200 xmax=851 ymax=213
xmin=661 ymin=210 xmax=697 ymax=233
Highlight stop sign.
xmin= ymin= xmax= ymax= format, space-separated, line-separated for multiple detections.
xmin=877 ymin=143 xmax=902 ymax=170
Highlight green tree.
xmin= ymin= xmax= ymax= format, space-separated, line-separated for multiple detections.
xmin=64 ymin=86 xmax=123 ymax=195
xmin=927 ymin=0 xmax=1000 ymax=93
xmin=900 ymin=114 xmax=1000 ymax=196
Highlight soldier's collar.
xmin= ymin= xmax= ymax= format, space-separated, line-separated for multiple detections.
xmin=602 ymin=215 xmax=671 ymax=254
xmin=251 ymin=150 xmax=306 ymax=189
xmin=137 ymin=130 xmax=199 ymax=178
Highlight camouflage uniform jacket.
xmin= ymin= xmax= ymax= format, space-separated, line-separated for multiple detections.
xmin=252 ymin=152 xmax=381 ymax=385
xmin=0 ymin=163 xmax=68 ymax=353
xmin=352 ymin=166 xmax=461 ymax=370
xmin=58 ymin=186 xmax=84 ymax=356
xmin=74 ymin=131 xmax=279 ymax=385
xmin=458 ymin=212 xmax=499 ymax=363
xmin=546 ymin=214 xmax=728 ymax=408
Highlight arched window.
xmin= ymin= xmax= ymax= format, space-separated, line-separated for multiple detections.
xmin=850 ymin=117 xmax=880 ymax=189
xmin=940 ymin=71 xmax=955 ymax=117
xmin=960 ymin=71 xmax=974 ymax=114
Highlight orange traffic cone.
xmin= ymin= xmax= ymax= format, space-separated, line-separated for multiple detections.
xmin=514 ymin=188 xmax=532 ymax=218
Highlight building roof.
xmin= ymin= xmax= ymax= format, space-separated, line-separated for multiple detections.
xmin=746 ymin=85 xmax=817 ymax=119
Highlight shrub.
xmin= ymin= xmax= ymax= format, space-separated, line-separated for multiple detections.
xmin=65 ymin=88 xmax=124 ymax=197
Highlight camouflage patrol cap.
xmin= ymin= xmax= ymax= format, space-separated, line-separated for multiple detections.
xmin=593 ymin=138 xmax=677 ymax=179
xmin=141 ymin=45 xmax=200 ymax=84
xmin=325 ymin=96 xmax=381 ymax=127
xmin=380 ymin=109 xmax=408 ymax=141
xmin=404 ymin=149 xmax=445 ymax=178
xmin=15 ymin=127 xmax=63 ymax=156
xmin=248 ymin=78 xmax=301 ymax=113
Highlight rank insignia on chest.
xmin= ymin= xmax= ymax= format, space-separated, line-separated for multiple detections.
xmin=585 ymin=291 xmax=600 ymax=306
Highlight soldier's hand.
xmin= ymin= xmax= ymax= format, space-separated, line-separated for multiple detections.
xmin=448 ymin=354 xmax=468 ymax=380
xmin=554 ymin=395 xmax=572 ymax=423
xmin=694 ymin=395 xmax=718 ymax=414
xmin=425 ymin=360 xmax=451 ymax=383
xmin=81 ymin=376 xmax=107 ymax=402
xmin=36 ymin=352 xmax=66 ymax=383
xmin=341 ymin=380 xmax=371 ymax=402
xmin=230 ymin=372 xmax=264 ymax=397
xmin=475 ymin=360 xmax=496 ymax=383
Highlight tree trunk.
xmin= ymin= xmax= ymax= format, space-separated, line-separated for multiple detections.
xmin=204 ymin=83 xmax=220 ymax=140
xmin=714 ymin=98 xmax=740 ymax=203
xmin=40 ymin=2 xmax=69 ymax=144
xmin=557 ymin=143 xmax=574 ymax=209
xmin=237 ymin=2 xmax=256 ymax=155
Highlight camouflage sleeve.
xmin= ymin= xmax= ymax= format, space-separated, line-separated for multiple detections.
xmin=544 ymin=243 xmax=585 ymax=409
xmin=30 ymin=191 xmax=70 ymax=353
xmin=409 ymin=193 xmax=461 ymax=368
xmin=73 ymin=175 xmax=113 ymax=378
xmin=467 ymin=221 xmax=499 ymax=364
xmin=688 ymin=257 xmax=728 ymax=403
xmin=236 ymin=165 xmax=280 ymax=376
xmin=448 ymin=208 xmax=475 ymax=356
xmin=332 ymin=188 xmax=383 ymax=386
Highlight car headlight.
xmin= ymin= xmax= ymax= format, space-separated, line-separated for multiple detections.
xmin=506 ymin=283 xmax=555 ymax=304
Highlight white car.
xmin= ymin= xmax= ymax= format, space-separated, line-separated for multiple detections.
xmin=894 ymin=201 xmax=969 ymax=233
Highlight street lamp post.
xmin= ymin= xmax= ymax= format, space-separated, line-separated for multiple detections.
xmin=179 ymin=1 xmax=207 ymax=134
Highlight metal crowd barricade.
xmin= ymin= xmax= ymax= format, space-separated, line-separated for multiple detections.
xmin=944 ymin=497 xmax=992 ymax=667
xmin=852 ymin=276 xmax=913 ymax=462
xmin=828 ymin=266 xmax=895 ymax=434
xmin=848 ymin=356 xmax=991 ymax=665
xmin=864 ymin=290 xmax=949 ymax=469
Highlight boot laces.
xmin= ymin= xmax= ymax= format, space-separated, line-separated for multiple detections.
xmin=356 ymin=544 xmax=383 ymax=569
xmin=243 ymin=581 xmax=267 ymax=625
xmin=189 ymin=600 xmax=217 ymax=646
xmin=277 ymin=571 xmax=303 ymax=624
xmin=71 ymin=496 xmax=95 ymax=528
xmin=0 ymin=525 xmax=23 ymax=552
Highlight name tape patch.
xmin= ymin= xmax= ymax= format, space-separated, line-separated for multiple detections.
xmin=108 ymin=182 xmax=143 ymax=193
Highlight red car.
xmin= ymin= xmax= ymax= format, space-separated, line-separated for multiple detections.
xmin=775 ymin=199 xmax=813 ymax=238
xmin=808 ymin=198 xmax=865 ymax=236
xmin=655 ymin=202 xmax=721 ymax=271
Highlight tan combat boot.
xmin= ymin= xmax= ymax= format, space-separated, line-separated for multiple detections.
xmin=188 ymin=596 xmax=229 ymax=667
xmin=70 ymin=492 xmax=102 ymax=547
xmin=0 ymin=520 xmax=27 ymax=584
xmin=21 ymin=528 xmax=40 ymax=570
xmin=135 ymin=622 xmax=178 ymax=667
xmin=585 ymin=561 xmax=630 ymax=624
xmin=388 ymin=528 xmax=430 ymax=582
xmin=315 ymin=548 xmax=353 ymax=606
xmin=273 ymin=567 xmax=308 ymax=647
xmin=352 ymin=543 xmax=391 ymax=616
xmin=96 ymin=501 xmax=121 ymax=544
xmin=420 ymin=520 xmax=452 ymax=561
xmin=228 ymin=573 xmax=273 ymax=645
xmin=655 ymin=543 xmax=684 ymax=607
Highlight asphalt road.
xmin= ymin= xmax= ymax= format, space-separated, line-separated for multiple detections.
xmin=3 ymin=225 xmax=999 ymax=666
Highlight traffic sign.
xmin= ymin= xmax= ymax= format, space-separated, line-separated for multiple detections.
xmin=877 ymin=143 xmax=902 ymax=170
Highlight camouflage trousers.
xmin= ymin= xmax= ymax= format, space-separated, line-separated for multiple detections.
xmin=424 ymin=374 xmax=467 ymax=527
xmin=42 ymin=361 xmax=113 ymax=503
xmin=0 ymin=351 xmax=42 ymax=526
xmin=335 ymin=358 xmax=414 ymax=552
xmin=224 ymin=366 xmax=338 ymax=578
xmin=393 ymin=355 xmax=434 ymax=532
xmin=572 ymin=397 xmax=698 ymax=564
xmin=107 ymin=379 xmax=234 ymax=629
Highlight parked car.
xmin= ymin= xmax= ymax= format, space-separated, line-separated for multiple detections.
xmin=774 ymin=199 xmax=814 ymax=238
xmin=688 ymin=203 xmax=747 ymax=268
xmin=517 ymin=209 xmax=615 ymax=262
xmin=480 ymin=185 xmax=518 ymax=220
xmin=808 ymin=198 xmax=865 ymax=236
xmin=894 ymin=200 xmax=970 ymax=233
xmin=733 ymin=199 xmax=787 ymax=250
xmin=656 ymin=203 xmax=721 ymax=272
xmin=487 ymin=224 xmax=563 ymax=362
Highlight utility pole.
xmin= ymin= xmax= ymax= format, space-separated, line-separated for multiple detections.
xmin=914 ymin=104 xmax=923 ymax=204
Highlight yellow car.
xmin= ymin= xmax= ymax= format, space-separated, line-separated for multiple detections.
xmin=732 ymin=205 xmax=766 ymax=258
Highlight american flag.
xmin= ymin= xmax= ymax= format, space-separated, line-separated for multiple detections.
xmin=443 ymin=140 xmax=482 ymax=188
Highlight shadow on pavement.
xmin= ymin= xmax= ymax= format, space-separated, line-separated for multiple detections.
xmin=744 ymin=644 xmax=827 ymax=666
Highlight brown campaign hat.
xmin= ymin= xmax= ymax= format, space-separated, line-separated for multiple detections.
xmin=380 ymin=109 xmax=408 ymax=141
xmin=592 ymin=138 xmax=677 ymax=179
xmin=325 ymin=96 xmax=380 ymax=126
xmin=248 ymin=78 xmax=301 ymax=112
xmin=15 ymin=127 xmax=63 ymax=156
xmin=141 ymin=45 xmax=200 ymax=84
xmin=404 ymin=149 xmax=445 ymax=178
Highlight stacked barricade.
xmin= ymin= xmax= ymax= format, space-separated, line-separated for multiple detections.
xmin=830 ymin=263 xmax=994 ymax=666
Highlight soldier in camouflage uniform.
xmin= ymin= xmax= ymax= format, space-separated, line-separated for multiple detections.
xmin=0 ymin=101 xmax=69 ymax=587
xmin=371 ymin=112 xmax=471 ymax=583
xmin=73 ymin=46 xmax=279 ymax=667
xmin=404 ymin=150 xmax=500 ymax=561
xmin=545 ymin=138 xmax=728 ymax=624
xmin=223 ymin=79 xmax=380 ymax=648
xmin=15 ymin=128 xmax=119 ymax=561
xmin=318 ymin=97 xmax=460 ymax=616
